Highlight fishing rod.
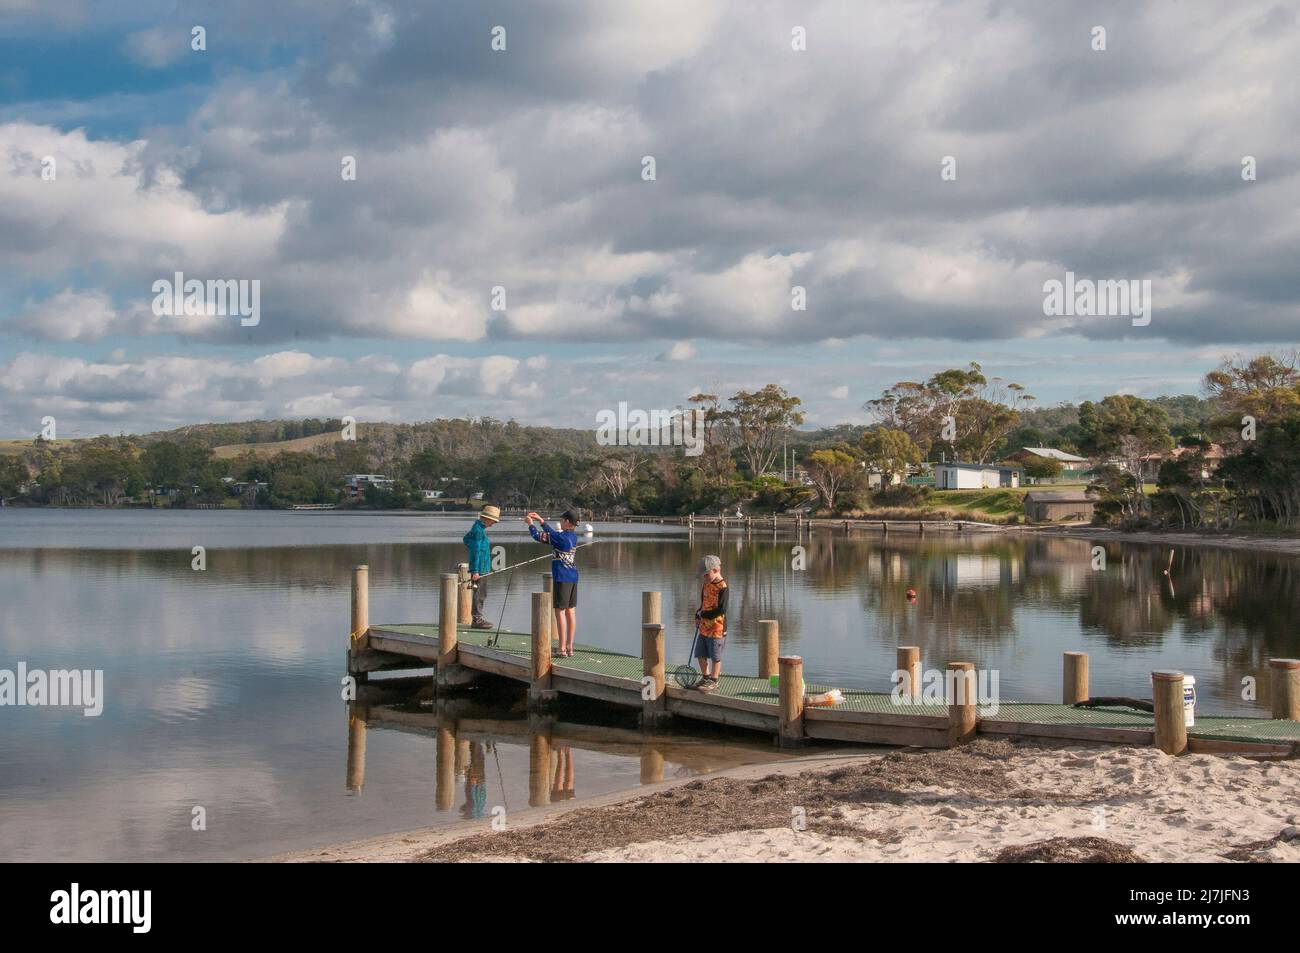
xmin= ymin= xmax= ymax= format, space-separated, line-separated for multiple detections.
xmin=477 ymin=537 xmax=597 ymax=580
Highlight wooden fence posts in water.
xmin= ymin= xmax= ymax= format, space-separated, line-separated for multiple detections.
xmin=778 ymin=656 xmax=805 ymax=747
xmin=759 ymin=620 xmax=780 ymax=680
xmin=946 ymin=662 xmax=977 ymax=746
xmin=1151 ymin=670 xmax=1188 ymax=755
xmin=529 ymin=591 xmax=556 ymax=708
xmin=1270 ymin=658 xmax=1300 ymax=720
xmin=1063 ymin=651 xmax=1089 ymax=705
xmin=541 ymin=572 xmax=552 ymax=594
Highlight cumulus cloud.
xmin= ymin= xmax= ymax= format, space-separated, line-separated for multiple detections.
xmin=3 ymin=0 xmax=1300 ymax=433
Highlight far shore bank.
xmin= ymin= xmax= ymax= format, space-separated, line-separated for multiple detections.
xmin=266 ymin=740 xmax=1300 ymax=864
xmin=1052 ymin=525 xmax=1300 ymax=557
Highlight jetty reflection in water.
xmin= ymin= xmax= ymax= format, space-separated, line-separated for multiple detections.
xmin=343 ymin=681 xmax=788 ymax=819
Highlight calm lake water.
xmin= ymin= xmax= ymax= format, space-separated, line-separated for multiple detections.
xmin=2 ymin=509 xmax=1298 ymax=861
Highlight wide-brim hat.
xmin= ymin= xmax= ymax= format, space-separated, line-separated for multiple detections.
xmin=480 ymin=505 xmax=501 ymax=523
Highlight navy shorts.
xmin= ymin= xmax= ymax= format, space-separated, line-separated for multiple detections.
xmin=695 ymin=635 xmax=725 ymax=662
xmin=553 ymin=581 xmax=577 ymax=609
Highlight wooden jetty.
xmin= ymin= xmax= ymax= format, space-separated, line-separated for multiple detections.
xmin=610 ymin=512 xmax=1012 ymax=535
xmin=346 ymin=566 xmax=1300 ymax=758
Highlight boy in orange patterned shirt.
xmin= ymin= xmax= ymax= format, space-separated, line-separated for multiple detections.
xmin=693 ymin=555 xmax=729 ymax=693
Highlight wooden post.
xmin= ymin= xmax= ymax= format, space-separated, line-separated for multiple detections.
xmin=778 ymin=655 xmax=805 ymax=747
xmin=529 ymin=591 xmax=555 ymax=707
xmin=1269 ymin=658 xmax=1300 ymax=720
xmin=641 ymin=622 xmax=667 ymax=726
xmin=946 ymin=661 xmax=977 ymax=746
xmin=640 ymin=748 xmax=665 ymax=784
xmin=1151 ymin=670 xmax=1188 ymax=755
xmin=528 ymin=730 xmax=552 ymax=808
xmin=642 ymin=590 xmax=662 ymax=627
xmin=438 ymin=572 xmax=459 ymax=682
xmin=758 ymin=620 xmax=779 ymax=680
xmin=350 ymin=565 xmax=369 ymax=643
xmin=897 ymin=645 xmax=921 ymax=701
xmin=346 ymin=706 xmax=366 ymax=794
xmin=1063 ymin=651 xmax=1089 ymax=705
xmin=435 ymin=722 xmax=455 ymax=811
xmin=541 ymin=572 xmax=553 ymax=594
xmin=457 ymin=563 xmax=472 ymax=625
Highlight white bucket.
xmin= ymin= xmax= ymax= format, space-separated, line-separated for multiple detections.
xmin=1183 ymin=675 xmax=1197 ymax=727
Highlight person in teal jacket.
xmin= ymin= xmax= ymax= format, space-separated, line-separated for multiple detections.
xmin=462 ymin=505 xmax=500 ymax=629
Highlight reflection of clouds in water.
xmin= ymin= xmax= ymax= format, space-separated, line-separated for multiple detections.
xmin=0 ymin=762 xmax=281 ymax=862
xmin=137 ymin=676 xmax=237 ymax=720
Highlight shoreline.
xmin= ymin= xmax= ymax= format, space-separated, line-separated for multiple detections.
xmin=266 ymin=741 xmax=1300 ymax=863
xmin=1051 ymin=525 xmax=1300 ymax=557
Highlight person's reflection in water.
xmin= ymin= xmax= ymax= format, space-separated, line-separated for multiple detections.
xmin=461 ymin=741 xmax=488 ymax=820
xmin=550 ymin=743 xmax=575 ymax=802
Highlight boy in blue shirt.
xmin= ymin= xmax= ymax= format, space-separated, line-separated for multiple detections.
xmin=525 ymin=509 xmax=580 ymax=657
xmin=462 ymin=505 xmax=500 ymax=629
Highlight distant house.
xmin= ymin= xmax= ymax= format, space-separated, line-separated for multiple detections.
xmin=1005 ymin=447 xmax=1093 ymax=484
xmin=422 ymin=489 xmax=444 ymax=500
xmin=934 ymin=462 xmax=1021 ymax=490
xmin=1130 ymin=444 xmax=1226 ymax=482
xmin=1024 ymin=489 xmax=1096 ymax=522
xmin=865 ymin=469 xmax=903 ymax=490
xmin=1007 ymin=447 xmax=1090 ymax=466
xmin=343 ymin=474 xmax=393 ymax=501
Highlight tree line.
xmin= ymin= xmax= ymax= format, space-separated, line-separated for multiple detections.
xmin=4 ymin=352 xmax=1300 ymax=531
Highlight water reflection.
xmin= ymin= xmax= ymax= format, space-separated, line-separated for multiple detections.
xmin=5 ymin=510 xmax=1300 ymax=860
xmin=343 ymin=686 xmax=783 ymax=822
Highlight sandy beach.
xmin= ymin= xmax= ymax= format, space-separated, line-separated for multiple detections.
xmin=270 ymin=740 xmax=1300 ymax=863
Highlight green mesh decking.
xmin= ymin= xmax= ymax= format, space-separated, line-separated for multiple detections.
xmin=369 ymin=624 xmax=1300 ymax=746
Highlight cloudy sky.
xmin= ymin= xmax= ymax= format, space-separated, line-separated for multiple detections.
xmin=2 ymin=0 xmax=1298 ymax=438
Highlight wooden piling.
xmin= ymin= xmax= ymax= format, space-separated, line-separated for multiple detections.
xmin=778 ymin=655 xmax=805 ymax=747
xmin=435 ymin=722 xmax=455 ymax=811
xmin=1269 ymin=658 xmax=1300 ymax=720
xmin=540 ymin=572 xmax=553 ymax=594
xmin=529 ymin=591 xmax=555 ymax=707
xmin=640 ymin=748 xmax=665 ymax=784
xmin=897 ymin=645 xmax=921 ymax=701
xmin=758 ymin=620 xmax=780 ymax=680
xmin=641 ymin=622 xmax=667 ymax=726
xmin=438 ymin=572 xmax=459 ymax=678
xmin=1152 ymin=670 xmax=1188 ymax=755
xmin=1063 ymin=652 xmax=1089 ymax=705
xmin=457 ymin=563 xmax=472 ymax=625
xmin=346 ymin=708 xmax=366 ymax=794
xmin=350 ymin=565 xmax=369 ymax=643
xmin=946 ymin=661 xmax=977 ymax=746
xmin=528 ymin=730 xmax=552 ymax=807
xmin=642 ymin=590 xmax=662 ymax=627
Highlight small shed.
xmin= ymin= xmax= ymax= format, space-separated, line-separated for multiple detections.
xmin=1024 ymin=490 xmax=1096 ymax=522
xmin=934 ymin=462 xmax=1021 ymax=490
